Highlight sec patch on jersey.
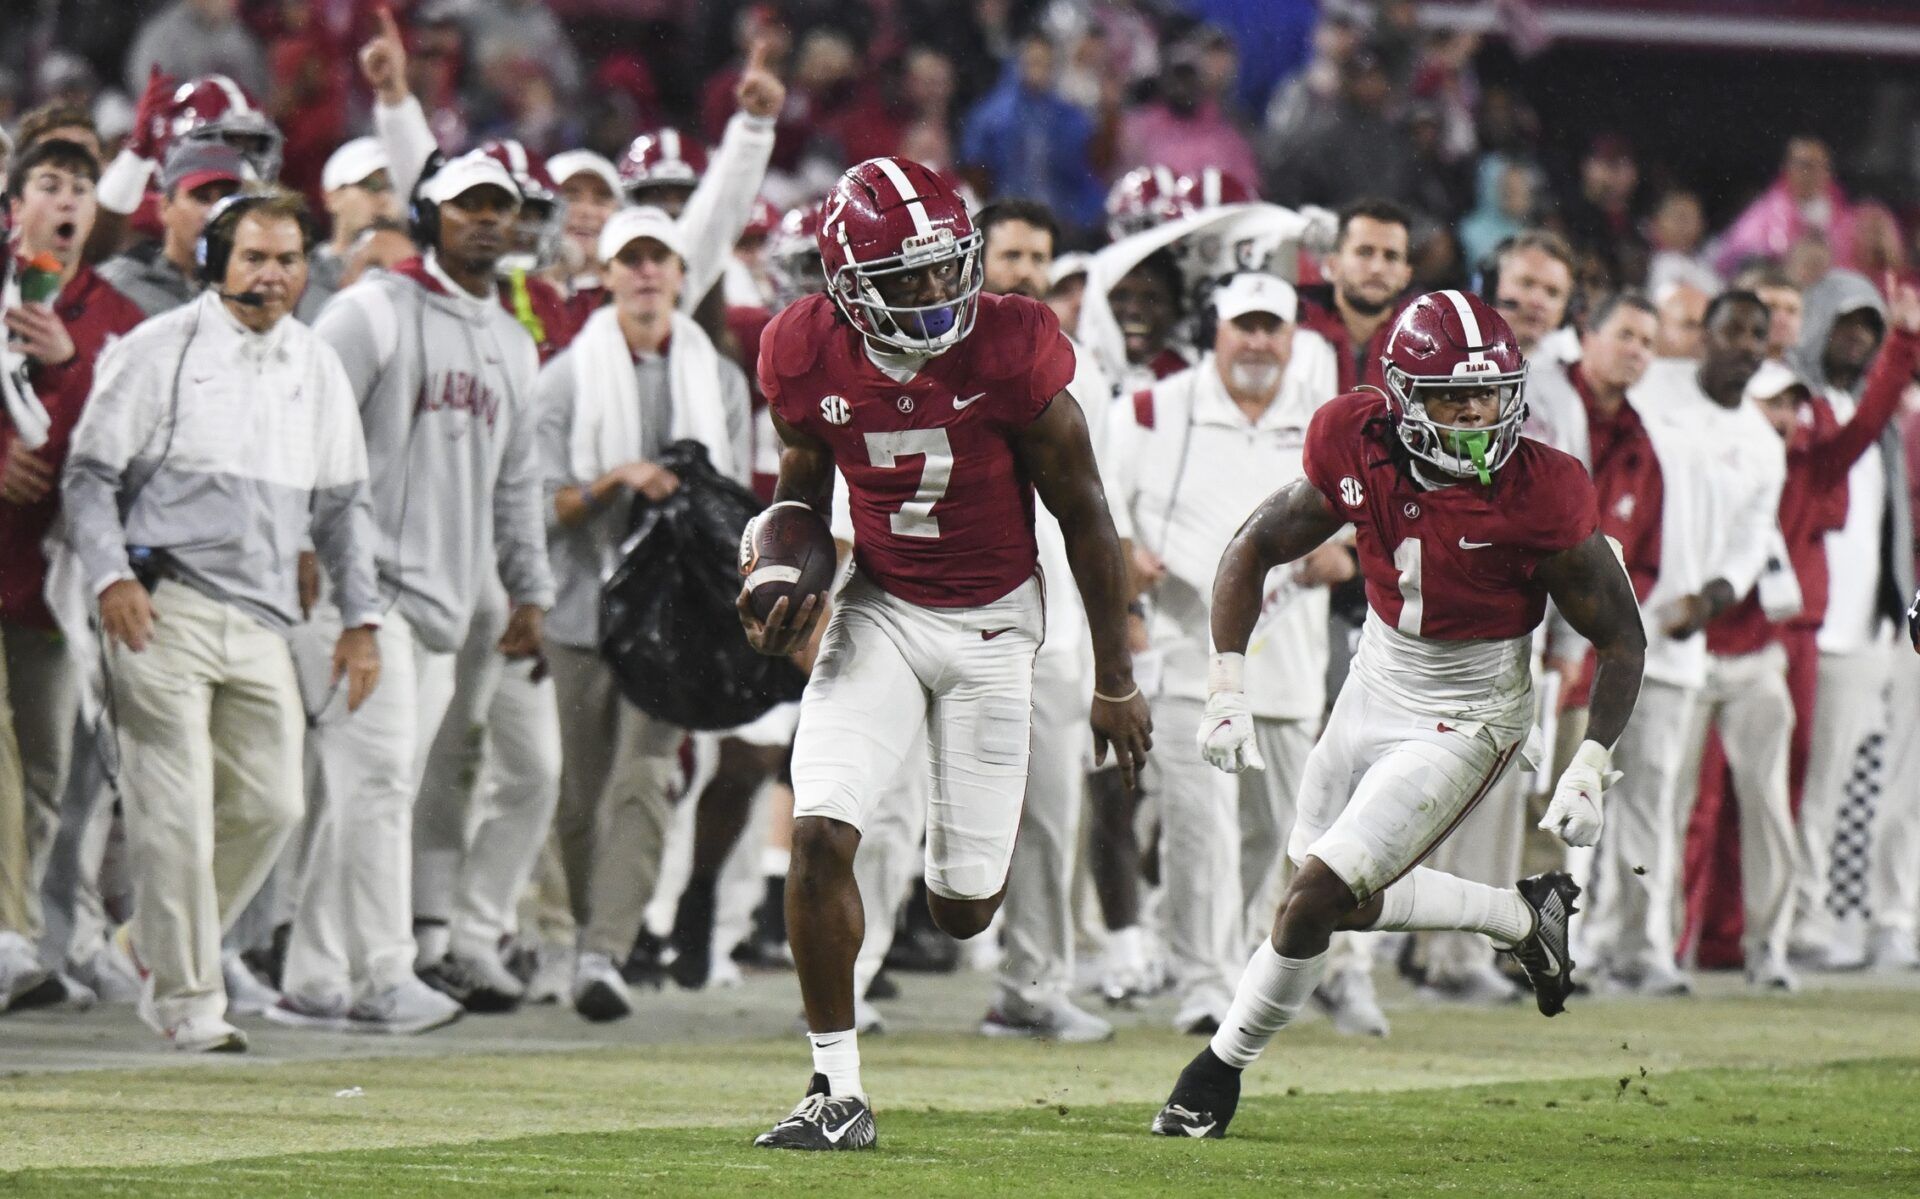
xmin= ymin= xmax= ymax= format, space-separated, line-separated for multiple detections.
xmin=741 ymin=501 xmax=837 ymax=622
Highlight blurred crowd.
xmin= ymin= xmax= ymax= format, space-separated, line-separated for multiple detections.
xmin=2 ymin=0 xmax=1918 ymax=1052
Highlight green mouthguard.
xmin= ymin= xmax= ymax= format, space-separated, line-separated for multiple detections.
xmin=1447 ymin=429 xmax=1492 ymax=484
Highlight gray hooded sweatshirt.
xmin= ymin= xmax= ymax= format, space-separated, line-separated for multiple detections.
xmin=1789 ymin=269 xmax=1914 ymax=643
xmin=310 ymin=254 xmax=555 ymax=653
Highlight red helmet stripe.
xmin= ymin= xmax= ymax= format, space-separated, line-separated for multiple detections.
xmin=1438 ymin=289 xmax=1487 ymax=363
xmin=661 ymin=128 xmax=682 ymax=163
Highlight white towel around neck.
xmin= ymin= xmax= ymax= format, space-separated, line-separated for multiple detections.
xmin=568 ymin=305 xmax=735 ymax=484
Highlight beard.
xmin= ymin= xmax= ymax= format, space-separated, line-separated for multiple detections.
xmin=1338 ymin=283 xmax=1394 ymax=317
xmin=1226 ymin=359 xmax=1283 ymax=396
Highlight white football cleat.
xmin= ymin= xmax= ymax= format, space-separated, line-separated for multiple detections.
xmin=222 ymin=951 xmax=281 ymax=1016
xmin=349 ymin=975 xmax=463 ymax=1035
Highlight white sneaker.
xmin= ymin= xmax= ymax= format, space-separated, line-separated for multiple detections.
xmin=1172 ymin=997 xmax=1227 ymax=1036
xmin=1313 ymin=969 xmax=1391 ymax=1037
xmin=70 ymin=939 xmax=142 ymax=1004
xmin=708 ymin=956 xmax=745 ymax=989
xmin=51 ymin=972 xmax=97 ymax=1011
xmin=222 ymin=952 xmax=280 ymax=1016
xmin=0 ymin=931 xmax=53 ymax=1012
xmin=167 ymin=1014 xmax=249 ymax=1053
xmin=265 ymin=988 xmax=352 ymax=1032
xmin=981 ymin=992 xmax=1114 ymax=1043
xmin=1867 ymin=928 xmax=1919 ymax=973
xmin=526 ymin=944 xmax=573 ymax=1005
xmin=1747 ymin=957 xmax=1799 ymax=993
xmin=571 ymin=951 xmax=633 ymax=1023
xmin=442 ymin=946 xmax=527 ymax=1012
xmin=349 ymin=975 xmax=463 ymax=1035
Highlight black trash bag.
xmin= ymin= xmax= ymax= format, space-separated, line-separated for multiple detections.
xmin=598 ymin=439 xmax=806 ymax=729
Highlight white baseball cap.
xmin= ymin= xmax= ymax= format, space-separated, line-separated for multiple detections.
xmin=547 ymin=149 xmax=623 ymax=199
xmin=1048 ymin=251 xmax=1090 ymax=287
xmin=1213 ymin=272 xmax=1298 ymax=324
xmin=420 ymin=150 xmax=521 ymax=206
xmin=1743 ymin=359 xmax=1807 ymax=402
xmin=321 ymin=136 xmax=390 ymax=193
xmin=599 ymin=205 xmax=687 ymax=264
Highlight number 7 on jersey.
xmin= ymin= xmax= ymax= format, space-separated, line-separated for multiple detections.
xmin=865 ymin=429 xmax=953 ymax=539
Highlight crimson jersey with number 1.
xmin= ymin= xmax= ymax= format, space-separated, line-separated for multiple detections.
xmin=759 ymin=292 xmax=1076 ymax=608
xmin=1303 ymin=390 xmax=1596 ymax=639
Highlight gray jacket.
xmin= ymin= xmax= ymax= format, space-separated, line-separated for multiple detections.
xmin=1791 ymin=269 xmax=1916 ymax=624
xmin=97 ymin=242 xmax=197 ymax=318
xmin=62 ymin=293 xmax=381 ymax=631
xmin=310 ymin=256 xmax=555 ymax=653
xmin=534 ymin=343 xmax=751 ymax=649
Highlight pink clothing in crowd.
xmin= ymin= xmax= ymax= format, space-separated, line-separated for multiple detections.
xmin=1117 ymin=99 xmax=1259 ymax=192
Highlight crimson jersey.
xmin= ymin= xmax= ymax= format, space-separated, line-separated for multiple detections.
xmin=1303 ymin=390 xmax=1596 ymax=640
xmin=760 ymin=292 xmax=1075 ymax=608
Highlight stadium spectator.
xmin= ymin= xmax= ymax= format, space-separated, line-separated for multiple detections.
xmin=97 ymin=140 xmax=245 ymax=316
xmin=1646 ymin=187 xmax=1721 ymax=298
xmin=959 ymin=31 xmax=1104 ymax=238
xmin=263 ymin=0 xmax=353 ymax=201
xmin=1262 ymin=44 xmax=1412 ymax=210
xmin=1456 ymin=155 xmax=1536 ymax=270
xmin=1713 ymin=136 xmax=1857 ymax=278
xmin=1117 ymin=36 xmax=1259 ymax=192
xmin=125 ymin=0 xmax=269 ymax=101
xmin=12 ymin=103 xmax=103 ymax=162
xmin=0 ymin=138 xmax=144 ymax=1009
xmin=62 ymin=189 xmax=381 ymax=1050
xmin=1560 ymin=134 xmax=1645 ymax=290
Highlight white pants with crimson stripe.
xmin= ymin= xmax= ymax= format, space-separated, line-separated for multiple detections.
xmin=1289 ymin=677 xmax=1527 ymax=905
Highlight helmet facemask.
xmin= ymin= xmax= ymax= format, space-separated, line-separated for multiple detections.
xmin=831 ymin=225 xmax=983 ymax=354
xmin=499 ymin=195 xmax=567 ymax=274
xmin=1384 ymin=364 xmax=1529 ymax=485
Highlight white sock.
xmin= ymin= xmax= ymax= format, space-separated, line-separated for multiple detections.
xmin=1208 ymin=941 xmax=1328 ymax=1069
xmin=1107 ymin=925 xmax=1144 ymax=970
xmin=809 ymin=1028 xmax=862 ymax=1096
xmin=1368 ymin=867 xmax=1533 ymax=948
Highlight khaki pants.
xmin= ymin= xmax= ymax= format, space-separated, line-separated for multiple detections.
xmin=1673 ymin=645 xmax=1799 ymax=966
xmin=0 ymin=622 xmax=78 ymax=937
xmin=107 ymin=583 xmax=303 ymax=1028
xmin=548 ymin=642 xmax=682 ymax=960
xmin=1149 ymin=694 xmax=1241 ymax=1018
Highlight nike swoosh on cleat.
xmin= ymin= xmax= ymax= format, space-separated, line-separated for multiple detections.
xmin=1183 ymin=1122 xmax=1216 ymax=1138
xmin=822 ymin=1114 xmax=865 ymax=1145
xmin=954 ymin=391 xmax=987 ymax=410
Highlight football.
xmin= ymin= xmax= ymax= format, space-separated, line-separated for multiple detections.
xmin=739 ymin=500 xmax=838 ymax=623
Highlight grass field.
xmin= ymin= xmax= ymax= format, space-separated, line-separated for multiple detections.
xmin=4 ymin=972 xmax=1917 ymax=1196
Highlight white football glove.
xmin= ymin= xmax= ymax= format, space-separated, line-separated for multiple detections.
xmin=1196 ymin=653 xmax=1265 ymax=774
xmin=1538 ymin=739 xmax=1622 ymax=848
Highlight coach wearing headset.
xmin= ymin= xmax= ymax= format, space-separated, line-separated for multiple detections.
xmin=61 ymin=188 xmax=382 ymax=1053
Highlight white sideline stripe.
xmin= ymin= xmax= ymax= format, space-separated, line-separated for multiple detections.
xmin=747 ymin=565 xmax=803 ymax=588
xmin=1440 ymin=289 xmax=1486 ymax=364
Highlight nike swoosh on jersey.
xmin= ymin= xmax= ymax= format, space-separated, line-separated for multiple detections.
xmin=954 ymin=391 xmax=987 ymax=410
xmin=1458 ymin=538 xmax=1494 ymax=550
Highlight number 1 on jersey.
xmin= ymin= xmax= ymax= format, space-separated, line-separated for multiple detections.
xmin=865 ymin=429 xmax=953 ymax=539
xmin=1393 ymin=536 xmax=1423 ymax=636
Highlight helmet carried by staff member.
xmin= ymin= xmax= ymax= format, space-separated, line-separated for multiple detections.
xmin=158 ymin=75 xmax=284 ymax=181
xmin=817 ymin=156 xmax=983 ymax=354
xmin=768 ymin=200 xmax=825 ymax=308
xmin=618 ymin=127 xmax=709 ymax=210
xmin=1380 ymin=289 xmax=1529 ymax=484
xmin=1104 ymin=164 xmax=1188 ymax=242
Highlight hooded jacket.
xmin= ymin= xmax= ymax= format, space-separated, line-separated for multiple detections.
xmin=310 ymin=255 xmax=554 ymax=653
xmin=1790 ymin=270 xmax=1915 ymax=646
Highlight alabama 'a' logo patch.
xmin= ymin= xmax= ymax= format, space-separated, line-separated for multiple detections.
xmin=820 ymin=394 xmax=851 ymax=426
xmin=1340 ymin=476 xmax=1365 ymax=507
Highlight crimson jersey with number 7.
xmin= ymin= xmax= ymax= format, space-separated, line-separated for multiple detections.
xmin=1303 ymin=389 xmax=1597 ymax=639
xmin=759 ymin=290 xmax=1076 ymax=608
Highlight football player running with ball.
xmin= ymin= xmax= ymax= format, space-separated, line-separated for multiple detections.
xmin=1152 ymin=290 xmax=1646 ymax=1140
xmin=740 ymin=157 xmax=1152 ymax=1150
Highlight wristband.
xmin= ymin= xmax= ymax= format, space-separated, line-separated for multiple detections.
xmin=1207 ymin=651 xmax=1246 ymax=694
xmin=1569 ymin=738 xmax=1612 ymax=776
xmin=1093 ymin=685 xmax=1140 ymax=703
xmin=97 ymin=148 xmax=155 ymax=216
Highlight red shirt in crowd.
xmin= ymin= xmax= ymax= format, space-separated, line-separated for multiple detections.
xmin=1572 ymin=363 xmax=1664 ymax=604
xmin=1295 ymin=283 xmax=1402 ymax=395
xmin=0 ymin=265 xmax=146 ymax=630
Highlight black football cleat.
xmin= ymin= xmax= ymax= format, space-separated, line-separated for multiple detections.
xmin=1150 ymin=1047 xmax=1241 ymax=1139
xmin=1509 ymin=871 xmax=1581 ymax=1017
xmin=754 ymin=1073 xmax=877 ymax=1151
